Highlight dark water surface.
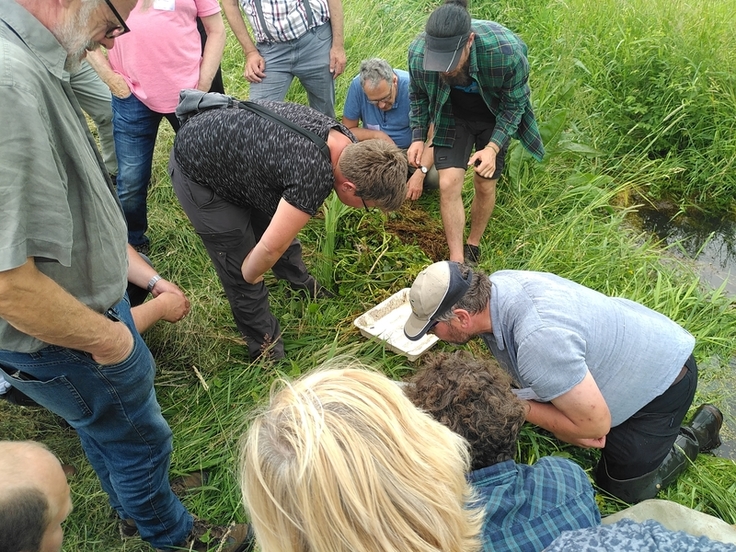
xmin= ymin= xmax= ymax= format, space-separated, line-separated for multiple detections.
xmin=638 ymin=209 xmax=736 ymax=460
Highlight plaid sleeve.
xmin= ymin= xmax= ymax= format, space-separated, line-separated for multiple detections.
xmin=408 ymin=36 xmax=431 ymax=143
xmin=489 ymin=52 xmax=531 ymax=149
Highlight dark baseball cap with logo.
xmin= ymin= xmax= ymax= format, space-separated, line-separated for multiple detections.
xmin=423 ymin=1 xmax=472 ymax=72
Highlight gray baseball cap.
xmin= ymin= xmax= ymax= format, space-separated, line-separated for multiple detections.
xmin=404 ymin=261 xmax=473 ymax=340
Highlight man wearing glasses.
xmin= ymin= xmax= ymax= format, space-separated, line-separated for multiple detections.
xmin=169 ymin=90 xmax=408 ymax=361
xmin=0 ymin=1 xmax=250 ymax=550
xmin=342 ymin=58 xmax=438 ymax=202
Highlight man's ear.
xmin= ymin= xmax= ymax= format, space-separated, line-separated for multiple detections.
xmin=467 ymin=32 xmax=476 ymax=49
xmin=341 ymin=181 xmax=356 ymax=194
xmin=454 ymin=309 xmax=472 ymax=328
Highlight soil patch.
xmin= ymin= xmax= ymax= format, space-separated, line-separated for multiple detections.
xmin=385 ymin=202 xmax=447 ymax=262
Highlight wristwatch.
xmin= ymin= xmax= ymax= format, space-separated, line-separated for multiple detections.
xmin=420 ymin=165 xmax=429 ymax=175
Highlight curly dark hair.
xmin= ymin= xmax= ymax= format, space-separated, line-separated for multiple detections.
xmin=407 ymin=351 xmax=526 ymax=471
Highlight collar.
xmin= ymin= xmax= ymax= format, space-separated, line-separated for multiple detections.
xmin=1 ymin=0 xmax=68 ymax=80
xmin=489 ymin=278 xmax=506 ymax=351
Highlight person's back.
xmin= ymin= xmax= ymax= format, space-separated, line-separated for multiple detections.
xmin=408 ymin=352 xmax=600 ymax=551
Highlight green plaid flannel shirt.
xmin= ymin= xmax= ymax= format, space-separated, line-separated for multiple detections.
xmin=409 ymin=20 xmax=545 ymax=161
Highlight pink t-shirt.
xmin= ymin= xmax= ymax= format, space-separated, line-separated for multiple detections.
xmin=107 ymin=0 xmax=221 ymax=113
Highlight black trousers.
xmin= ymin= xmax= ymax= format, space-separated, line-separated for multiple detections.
xmin=600 ymin=354 xmax=698 ymax=479
xmin=168 ymin=152 xmax=310 ymax=359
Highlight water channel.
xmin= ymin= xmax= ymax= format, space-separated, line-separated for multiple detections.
xmin=636 ymin=209 xmax=736 ymax=460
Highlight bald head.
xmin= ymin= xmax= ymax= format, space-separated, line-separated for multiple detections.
xmin=0 ymin=441 xmax=72 ymax=552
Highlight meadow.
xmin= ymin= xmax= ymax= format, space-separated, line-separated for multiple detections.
xmin=2 ymin=0 xmax=736 ymax=548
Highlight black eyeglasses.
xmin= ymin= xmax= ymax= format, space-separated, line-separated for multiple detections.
xmin=360 ymin=197 xmax=371 ymax=212
xmin=367 ymin=82 xmax=395 ymax=106
xmin=103 ymin=0 xmax=131 ymax=39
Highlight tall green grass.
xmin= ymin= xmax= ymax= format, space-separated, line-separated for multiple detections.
xmin=1 ymin=0 xmax=736 ymax=549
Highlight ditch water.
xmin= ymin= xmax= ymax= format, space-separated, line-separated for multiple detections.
xmin=636 ymin=209 xmax=736 ymax=461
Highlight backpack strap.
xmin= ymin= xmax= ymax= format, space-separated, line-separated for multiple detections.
xmin=236 ymin=100 xmax=331 ymax=162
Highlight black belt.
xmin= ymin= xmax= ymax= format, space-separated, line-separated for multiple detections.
xmin=669 ymin=364 xmax=688 ymax=388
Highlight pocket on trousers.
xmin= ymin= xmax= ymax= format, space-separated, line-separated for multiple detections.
xmin=5 ymin=371 xmax=92 ymax=421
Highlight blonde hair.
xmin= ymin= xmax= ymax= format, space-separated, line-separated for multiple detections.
xmin=240 ymin=361 xmax=483 ymax=552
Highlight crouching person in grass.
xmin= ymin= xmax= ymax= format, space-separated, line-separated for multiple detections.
xmin=406 ymin=351 xmax=601 ymax=551
xmin=403 ymin=261 xmax=724 ymax=504
xmin=169 ymin=90 xmax=408 ymax=361
xmin=239 ymin=361 xmax=483 ymax=552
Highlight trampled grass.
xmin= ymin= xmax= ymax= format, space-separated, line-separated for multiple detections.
xmin=2 ymin=0 xmax=736 ymax=549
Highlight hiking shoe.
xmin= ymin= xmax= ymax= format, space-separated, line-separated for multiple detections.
xmin=685 ymin=403 xmax=723 ymax=452
xmin=289 ymin=275 xmax=335 ymax=299
xmin=463 ymin=244 xmax=481 ymax=267
xmin=157 ymin=520 xmax=255 ymax=552
xmin=170 ymin=470 xmax=210 ymax=496
xmin=119 ymin=518 xmax=138 ymax=540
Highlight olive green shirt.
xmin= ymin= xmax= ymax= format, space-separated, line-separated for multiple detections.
xmin=0 ymin=1 xmax=128 ymax=352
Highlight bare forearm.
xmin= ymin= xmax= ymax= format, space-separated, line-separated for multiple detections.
xmin=0 ymin=260 xmax=129 ymax=359
xmin=221 ymin=0 xmax=260 ymax=55
xmin=326 ymin=0 xmax=344 ymax=47
xmin=526 ymin=400 xmax=606 ymax=442
xmin=85 ymin=49 xmax=130 ymax=98
xmin=197 ymin=17 xmax=226 ymax=91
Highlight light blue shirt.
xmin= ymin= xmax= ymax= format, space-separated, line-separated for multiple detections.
xmin=343 ymin=69 xmax=413 ymax=149
xmin=481 ymin=271 xmax=695 ymax=427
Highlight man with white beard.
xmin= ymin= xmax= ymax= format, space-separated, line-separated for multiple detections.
xmin=0 ymin=1 xmax=251 ymax=550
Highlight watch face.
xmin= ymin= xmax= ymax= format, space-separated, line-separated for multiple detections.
xmin=421 ymin=166 xmax=428 ymax=174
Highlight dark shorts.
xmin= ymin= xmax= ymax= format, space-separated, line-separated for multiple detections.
xmin=600 ymin=354 xmax=698 ymax=479
xmin=434 ymin=117 xmax=508 ymax=179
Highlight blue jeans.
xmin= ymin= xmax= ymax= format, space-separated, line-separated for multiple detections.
xmin=0 ymin=298 xmax=192 ymax=549
xmin=250 ymin=22 xmax=336 ymax=118
xmin=112 ymin=94 xmax=179 ymax=248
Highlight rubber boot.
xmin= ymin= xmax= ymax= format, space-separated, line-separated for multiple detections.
xmin=595 ymin=432 xmax=699 ymax=504
xmin=683 ymin=403 xmax=723 ymax=452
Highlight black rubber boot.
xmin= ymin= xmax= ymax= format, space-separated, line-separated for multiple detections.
xmin=683 ymin=403 xmax=723 ymax=452
xmin=595 ymin=432 xmax=699 ymax=504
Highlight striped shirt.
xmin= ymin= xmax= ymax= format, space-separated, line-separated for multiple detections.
xmin=469 ymin=457 xmax=601 ymax=551
xmin=409 ymin=20 xmax=545 ymax=161
xmin=240 ymin=0 xmax=330 ymax=43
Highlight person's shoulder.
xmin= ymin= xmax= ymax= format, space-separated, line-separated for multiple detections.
xmin=533 ymin=456 xmax=591 ymax=486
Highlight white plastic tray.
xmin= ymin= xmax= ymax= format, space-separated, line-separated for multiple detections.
xmin=354 ymin=288 xmax=439 ymax=361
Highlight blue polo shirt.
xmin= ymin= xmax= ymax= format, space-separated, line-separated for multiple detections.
xmin=343 ymin=69 xmax=413 ymax=148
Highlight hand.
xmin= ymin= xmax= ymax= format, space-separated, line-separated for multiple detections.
xmin=92 ymin=320 xmax=134 ymax=366
xmin=149 ymin=278 xmax=187 ymax=300
xmin=154 ymin=292 xmax=191 ymax=323
xmin=109 ymin=74 xmax=131 ymax=99
xmin=244 ymin=52 xmax=266 ymax=83
xmin=329 ymin=46 xmax=346 ymax=78
xmin=571 ymin=436 xmax=607 ymax=449
xmin=407 ymin=141 xmax=425 ymax=168
xmin=406 ymin=170 xmax=424 ymax=201
xmin=468 ymin=145 xmax=497 ymax=179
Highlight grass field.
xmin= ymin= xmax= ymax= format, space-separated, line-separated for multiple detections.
xmin=2 ymin=0 xmax=736 ymax=549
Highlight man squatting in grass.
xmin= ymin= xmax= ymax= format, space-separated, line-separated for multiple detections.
xmin=342 ymin=58 xmax=439 ymax=201
xmin=407 ymin=351 xmax=601 ymax=551
xmin=0 ymin=1 xmax=252 ymax=550
xmin=407 ymin=0 xmax=545 ymax=266
xmin=169 ymin=89 xmax=407 ymax=361
xmin=404 ymin=262 xmax=723 ymax=504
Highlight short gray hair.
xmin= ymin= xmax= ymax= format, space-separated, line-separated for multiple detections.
xmin=358 ymin=58 xmax=394 ymax=89
xmin=435 ymin=264 xmax=491 ymax=322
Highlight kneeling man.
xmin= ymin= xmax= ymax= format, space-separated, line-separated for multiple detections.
xmin=404 ymin=262 xmax=722 ymax=503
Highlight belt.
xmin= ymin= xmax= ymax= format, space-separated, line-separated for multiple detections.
xmin=669 ymin=364 xmax=688 ymax=388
